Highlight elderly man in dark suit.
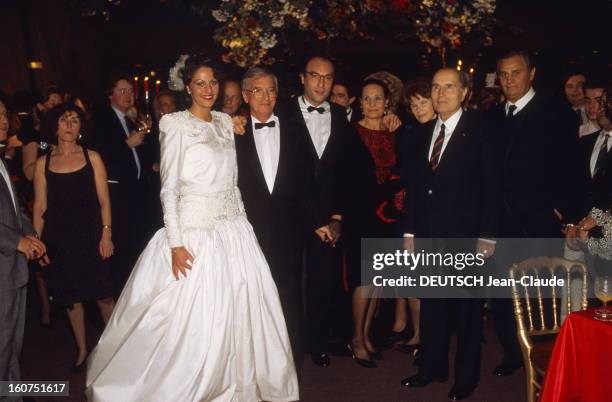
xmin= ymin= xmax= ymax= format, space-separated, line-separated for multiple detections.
xmin=399 ymin=68 xmax=498 ymax=401
xmin=234 ymin=66 xmax=332 ymax=369
xmin=0 ymin=100 xmax=46 ymax=400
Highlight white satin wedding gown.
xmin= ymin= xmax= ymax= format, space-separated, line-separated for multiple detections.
xmin=86 ymin=110 xmax=299 ymax=402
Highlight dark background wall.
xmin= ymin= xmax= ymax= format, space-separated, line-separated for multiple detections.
xmin=1 ymin=0 xmax=610 ymax=102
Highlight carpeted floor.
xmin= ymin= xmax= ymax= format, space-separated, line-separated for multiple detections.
xmin=20 ymin=282 xmax=526 ymax=402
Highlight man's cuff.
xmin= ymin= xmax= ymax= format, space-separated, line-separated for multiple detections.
xmin=477 ymin=238 xmax=496 ymax=244
xmin=403 ymin=233 xmax=414 ymax=238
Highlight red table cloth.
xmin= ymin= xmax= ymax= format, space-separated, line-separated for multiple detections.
xmin=539 ymin=308 xmax=612 ymax=402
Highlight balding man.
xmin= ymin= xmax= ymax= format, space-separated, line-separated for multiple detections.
xmin=399 ymin=68 xmax=497 ymax=400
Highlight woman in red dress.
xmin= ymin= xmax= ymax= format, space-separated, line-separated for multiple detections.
xmin=346 ymin=78 xmax=405 ymax=367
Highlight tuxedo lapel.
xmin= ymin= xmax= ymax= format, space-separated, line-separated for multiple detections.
xmin=244 ymin=119 xmax=271 ymax=194
xmin=318 ymin=107 xmax=338 ymax=163
xmin=271 ymin=118 xmax=288 ymax=195
xmin=291 ymin=98 xmax=321 ymax=165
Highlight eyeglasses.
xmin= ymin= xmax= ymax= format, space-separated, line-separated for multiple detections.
xmin=244 ymin=87 xmax=278 ymax=99
xmin=305 ymin=71 xmax=334 ymax=82
xmin=115 ymin=88 xmax=134 ymax=95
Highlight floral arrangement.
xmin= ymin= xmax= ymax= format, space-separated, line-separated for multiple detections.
xmin=211 ymin=0 xmax=311 ymax=67
xmin=413 ymin=0 xmax=496 ymax=49
xmin=78 ymin=0 xmax=497 ymax=68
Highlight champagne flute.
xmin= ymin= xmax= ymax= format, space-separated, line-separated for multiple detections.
xmin=594 ymin=274 xmax=612 ymax=321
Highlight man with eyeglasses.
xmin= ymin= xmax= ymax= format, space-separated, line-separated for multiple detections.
xmin=274 ymin=55 xmax=358 ymax=369
xmin=234 ymin=66 xmax=333 ymax=371
xmin=91 ymin=73 xmax=149 ymax=296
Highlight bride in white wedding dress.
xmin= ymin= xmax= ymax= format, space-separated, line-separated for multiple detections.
xmin=85 ymin=55 xmax=299 ymax=402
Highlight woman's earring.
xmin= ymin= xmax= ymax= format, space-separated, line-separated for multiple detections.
xmin=78 ymin=134 xmax=83 ymax=140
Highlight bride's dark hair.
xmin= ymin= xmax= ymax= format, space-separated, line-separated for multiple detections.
xmin=180 ymin=54 xmax=225 ymax=88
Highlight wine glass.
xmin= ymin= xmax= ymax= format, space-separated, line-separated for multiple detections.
xmin=594 ymin=274 xmax=612 ymax=321
xmin=136 ymin=113 xmax=153 ymax=135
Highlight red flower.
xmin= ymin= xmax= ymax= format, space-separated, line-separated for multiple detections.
xmin=392 ymin=0 xmax=410 ymax=9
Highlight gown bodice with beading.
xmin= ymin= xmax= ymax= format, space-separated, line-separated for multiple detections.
xmin=159 ymin=110 xmax=245 ymax=248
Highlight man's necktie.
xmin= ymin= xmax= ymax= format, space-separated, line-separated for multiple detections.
xmin=125 ymin=115 xmax=137 ymax=133
xmin=594 ymin=133 xmax=610 ymax=176
xmin=429 ymin=123 xmax=446 ymax=170
xmin=507 ymin=105 xmax=517 ymax=118
xmin=307 ymin=106 xmax=325 ymax=114
xmin=254 ymin=121 xmax=276 ymax=130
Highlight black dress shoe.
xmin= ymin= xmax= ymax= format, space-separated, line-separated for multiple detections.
xmin=401 ymin=374 xmax=447 ymax=388
xmin=493 ymin=362 xmax=523 ymax=376
xmin=347 ymin=344 xmax=377 ymax=368
xmin=311 ymin=353 xmax=330 ymax=367
xmin=448 ymin=384 xmax=476 ymax=400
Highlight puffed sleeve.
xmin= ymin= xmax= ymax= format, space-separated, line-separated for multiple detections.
xmin=159 ymin=114 xmax=184 ymax=248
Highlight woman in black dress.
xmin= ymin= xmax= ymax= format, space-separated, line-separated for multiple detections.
xmin=32 ymin=103 xmax=114 ymax=369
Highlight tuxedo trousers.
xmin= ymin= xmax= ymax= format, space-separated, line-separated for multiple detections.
xmin=304 ymin=235 xmax=344 ymax=354
xmin=419 ymin=298 xmax=484 ymax=388
xmin=250 ymin=226 xmax=305 ymax=370
xmin=0 ymin=285 xmax=26 ymax=402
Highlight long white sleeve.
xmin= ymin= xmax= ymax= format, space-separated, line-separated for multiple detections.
xmin=159 ymin=115 xmax=184 ymax=248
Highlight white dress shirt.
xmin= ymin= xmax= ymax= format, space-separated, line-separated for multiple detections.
xmin=299 ymin=96 xmax=331 ymax=158
xmin=252 ymin=114 xmax=280 ymax=193
xmin=580 ymin=120 xmax=600 ymax=137
xmin=346 ymin=107 xmax=353 ymax=122
xmin=505 ymin=87 xmax=536 ymax=116
xmin=590 ymin=130 xmax=611 ymax=177
xmin=112 ymin=105 xmax=142 ymax=180
xmin=0 ymin=160 xmax=17 ymax=212
xmin=573 ymin=106 xmax=588 ymax=126
xmin=427 ymin=108 xmax=463 ymax=162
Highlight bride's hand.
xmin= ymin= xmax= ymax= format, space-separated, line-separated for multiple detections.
xmin=171 ymin=247 xmax=195 ymax=280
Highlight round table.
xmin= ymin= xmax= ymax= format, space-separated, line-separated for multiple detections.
xmin=539 ymin=308 xmax=612 ymax=402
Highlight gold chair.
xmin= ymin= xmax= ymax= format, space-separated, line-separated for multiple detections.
xmin=509 ymin=257 xmax=588 ymax=402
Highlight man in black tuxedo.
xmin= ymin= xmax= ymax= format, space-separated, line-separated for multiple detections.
xmin=578 ymin=80 xmax=611 ymax=214
xmin=489 ymin=50 xmax=582 ymax=377
xmin=280 ymin=56 xmax=359 ymax=368
xmin=91 ymin=75 xmax=149 ymax=296
xmin=234 ymin=66 xmax=332 ymax=369
xmin=330 ymin=78 xmax=359 ymax=124
xmin=399 ymin=68 xmax=497 ymax=401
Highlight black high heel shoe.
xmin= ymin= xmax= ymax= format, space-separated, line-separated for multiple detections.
xmin=368 ymin=349 xmax=383 ymax=361
xmin=387 ymin=325 xmax=412 ymax=344
xmin=71 ymin=353 xmax=88 ymax=373
xmin=347 ymin=344 xmax=377 ymax=368
xmin=71 ymin=360 xmax=86 ymax=373
xmin=395 ymin=343 xmax=420 ymax=355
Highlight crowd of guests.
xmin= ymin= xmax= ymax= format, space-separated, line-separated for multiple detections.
xmin=0 ymin=48 xmax=610 ymax=401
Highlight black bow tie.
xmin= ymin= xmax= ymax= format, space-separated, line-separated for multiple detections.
xmin=254 ymin=121 xmax=276 ymax=130
xmin=307 ymin=106 xmax=326 ymax=114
